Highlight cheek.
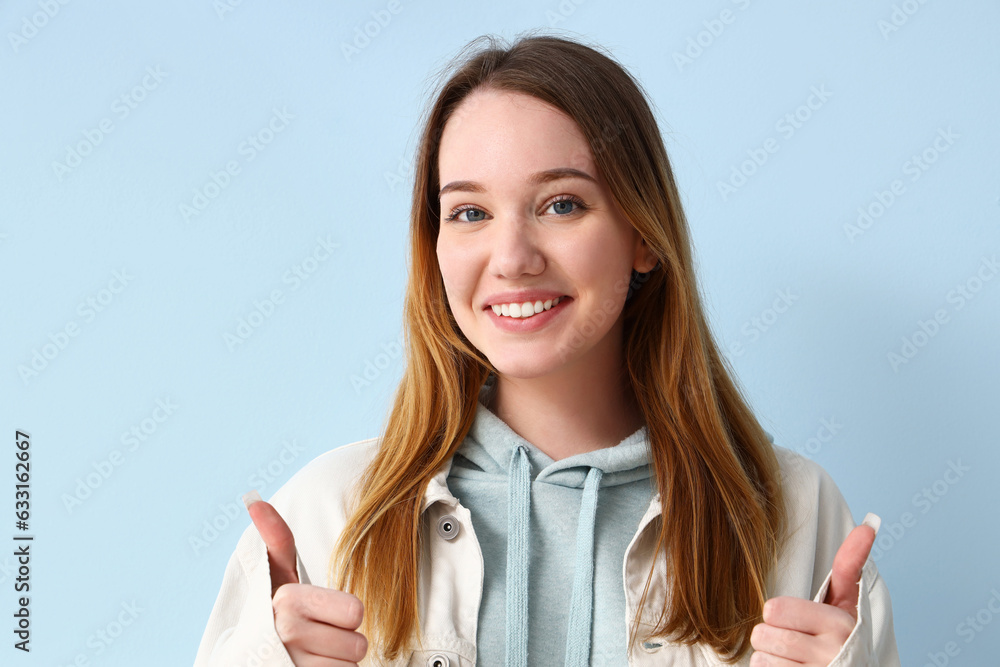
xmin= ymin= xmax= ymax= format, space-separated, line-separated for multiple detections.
xmin=572 ymin=236 xmax=632 ymax=294
xmin=436 ymin=245 xmax=457 ymax=284
xmin=436 ymin=247 xmax=473 ymax=302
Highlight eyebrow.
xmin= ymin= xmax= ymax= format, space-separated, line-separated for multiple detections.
xmin=438 ymin=167 xmax=597 ymax=199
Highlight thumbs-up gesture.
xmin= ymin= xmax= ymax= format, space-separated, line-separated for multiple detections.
xmin=749 ymin=513 xmax=880 ymax=666
xmin=243 ymin=490 xmax=369 ymax=666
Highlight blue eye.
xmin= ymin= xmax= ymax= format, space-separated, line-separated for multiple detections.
xmin=548 ymin=198 xmax=579 ymax=215
xmin=443 ymin=195 xmax=588 ymax=223
xmin=444 ymin=206 xmax=488 ymax=223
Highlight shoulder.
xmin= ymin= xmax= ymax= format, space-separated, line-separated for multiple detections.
xmin=772 ymin=443 xmax=851 ymax=512
xmin=231 ymin=436 xmax=383 ymax=581
xmin=268 ymin=436 xmax=381 ymax=517
xmin=758 ymin=429 xmax=846 ymax=507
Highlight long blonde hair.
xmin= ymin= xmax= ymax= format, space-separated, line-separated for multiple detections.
xmin=329 ymin=30 xmax=786 ymax=663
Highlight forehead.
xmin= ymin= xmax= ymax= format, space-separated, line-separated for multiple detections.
xmin=437 ymin=89 xmax=596 ymax=181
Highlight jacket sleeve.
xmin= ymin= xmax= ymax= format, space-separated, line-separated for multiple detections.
xmin=811 ymin=555 xmax=901 ymax=666
xmin=769 ymin=444 xmax=901 ymax=666
xmin=192 ymin=521 xmax=309 ymax=667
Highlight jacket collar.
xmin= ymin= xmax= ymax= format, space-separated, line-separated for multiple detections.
xmin=422 ymin=456 xmax=458 ymax=514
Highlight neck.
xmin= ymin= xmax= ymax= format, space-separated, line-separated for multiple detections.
xmin=485 ymin=355 xmax=645 ymax=463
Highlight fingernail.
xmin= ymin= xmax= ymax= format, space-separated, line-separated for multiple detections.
xmin=242 ymin=489 xmax=262 ymax=511
xmin=862 ymin=512 xmax=881 ymax=535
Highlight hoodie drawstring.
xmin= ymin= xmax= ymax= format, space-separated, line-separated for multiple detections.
xmin=505 ymin=445 xmax=531 ymax=667
xmin=505 ymin=445 xmax=604 ymax=667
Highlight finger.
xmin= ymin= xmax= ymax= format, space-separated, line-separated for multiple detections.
xmin=750 ymin=621 xmax=814 ymax=664
xmin=289 ymin=652 xmax=365 ymax=667
xmin=748 ymin=648 xmax=804 ymax=666
xmin=273 ymin=584 xmax=366 ymax=632
xmin=762 ymin=596 xmax=855 ymax=638
xmin=823 ymin=512 xmax=880 ymax=618
xmin=271 ymin=595 xmax=368 ymax=662
xmin=288 ymin=649 xmax=366 ymax=667
xmin=273 ymin=584 xmax=364 ymax=630
xmin=243 ymin=490 xmax=299 ymax=595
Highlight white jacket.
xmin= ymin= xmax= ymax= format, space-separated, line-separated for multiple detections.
xmin=193 ymin=436 xmax=900 ymax=666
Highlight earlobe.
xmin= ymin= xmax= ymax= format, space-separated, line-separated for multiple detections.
xmin=633 ymin=236 xmax=659 ymax=274
xmin=634 ymin=246 xmax=660 ymax=274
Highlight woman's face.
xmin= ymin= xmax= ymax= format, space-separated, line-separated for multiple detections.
xmin=435 ymin=88 xmax=656 ymax=381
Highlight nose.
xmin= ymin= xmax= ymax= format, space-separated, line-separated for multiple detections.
xmin=488 ymin=211 xmax=546 ymax=279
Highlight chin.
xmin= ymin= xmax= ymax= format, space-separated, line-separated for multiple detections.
xmin=484 ymin=354 xmax=571 ymax=380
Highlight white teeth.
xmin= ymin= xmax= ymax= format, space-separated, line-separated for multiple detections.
xmin=491 ymin=296 xmax=563 ymax=319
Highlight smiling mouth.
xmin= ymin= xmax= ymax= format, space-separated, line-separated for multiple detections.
xmin=487 ymin=296 xmax=570 ymax=319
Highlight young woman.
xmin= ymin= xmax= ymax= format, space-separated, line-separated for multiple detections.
xmin=194 ymin=32 xmax=900 ymax=667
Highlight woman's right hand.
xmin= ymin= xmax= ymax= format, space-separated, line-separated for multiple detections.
xmin=246 ymin=494 xmax=369 ymax=666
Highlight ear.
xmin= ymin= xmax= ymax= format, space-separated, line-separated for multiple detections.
xmin=633 ymin=235 xmax=659 ymax=274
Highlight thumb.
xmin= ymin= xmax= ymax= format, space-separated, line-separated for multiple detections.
xmin=822 ymin=512 xmax=880 ymax=620
xmin=243 ymin=490 xmax=299 ymax=597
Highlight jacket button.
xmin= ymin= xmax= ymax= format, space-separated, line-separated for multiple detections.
xmin=436 ymin=514 xmax=460 ymax=540
xmin=427 ymin=653 xmax=450 ymax=667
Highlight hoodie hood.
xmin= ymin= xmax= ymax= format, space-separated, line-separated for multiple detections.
xmin=448 ymin=381 xmax=652 ymax=666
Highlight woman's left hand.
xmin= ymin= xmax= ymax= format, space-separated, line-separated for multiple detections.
xmin=749 ymin=519 xmax=878 ymax=666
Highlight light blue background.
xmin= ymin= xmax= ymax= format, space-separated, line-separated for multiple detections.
xmin=2 ymin=1 xmax=998 ymax=665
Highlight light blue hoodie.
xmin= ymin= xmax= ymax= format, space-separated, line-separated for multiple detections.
xmin=446 ymin=381 xmax=655 ymax=666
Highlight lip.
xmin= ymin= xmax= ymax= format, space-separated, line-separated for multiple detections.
xmin=486 ymin=295 xmax=571 ymax=333
xmin=482 ymin=290 xmax=570 ymax=310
